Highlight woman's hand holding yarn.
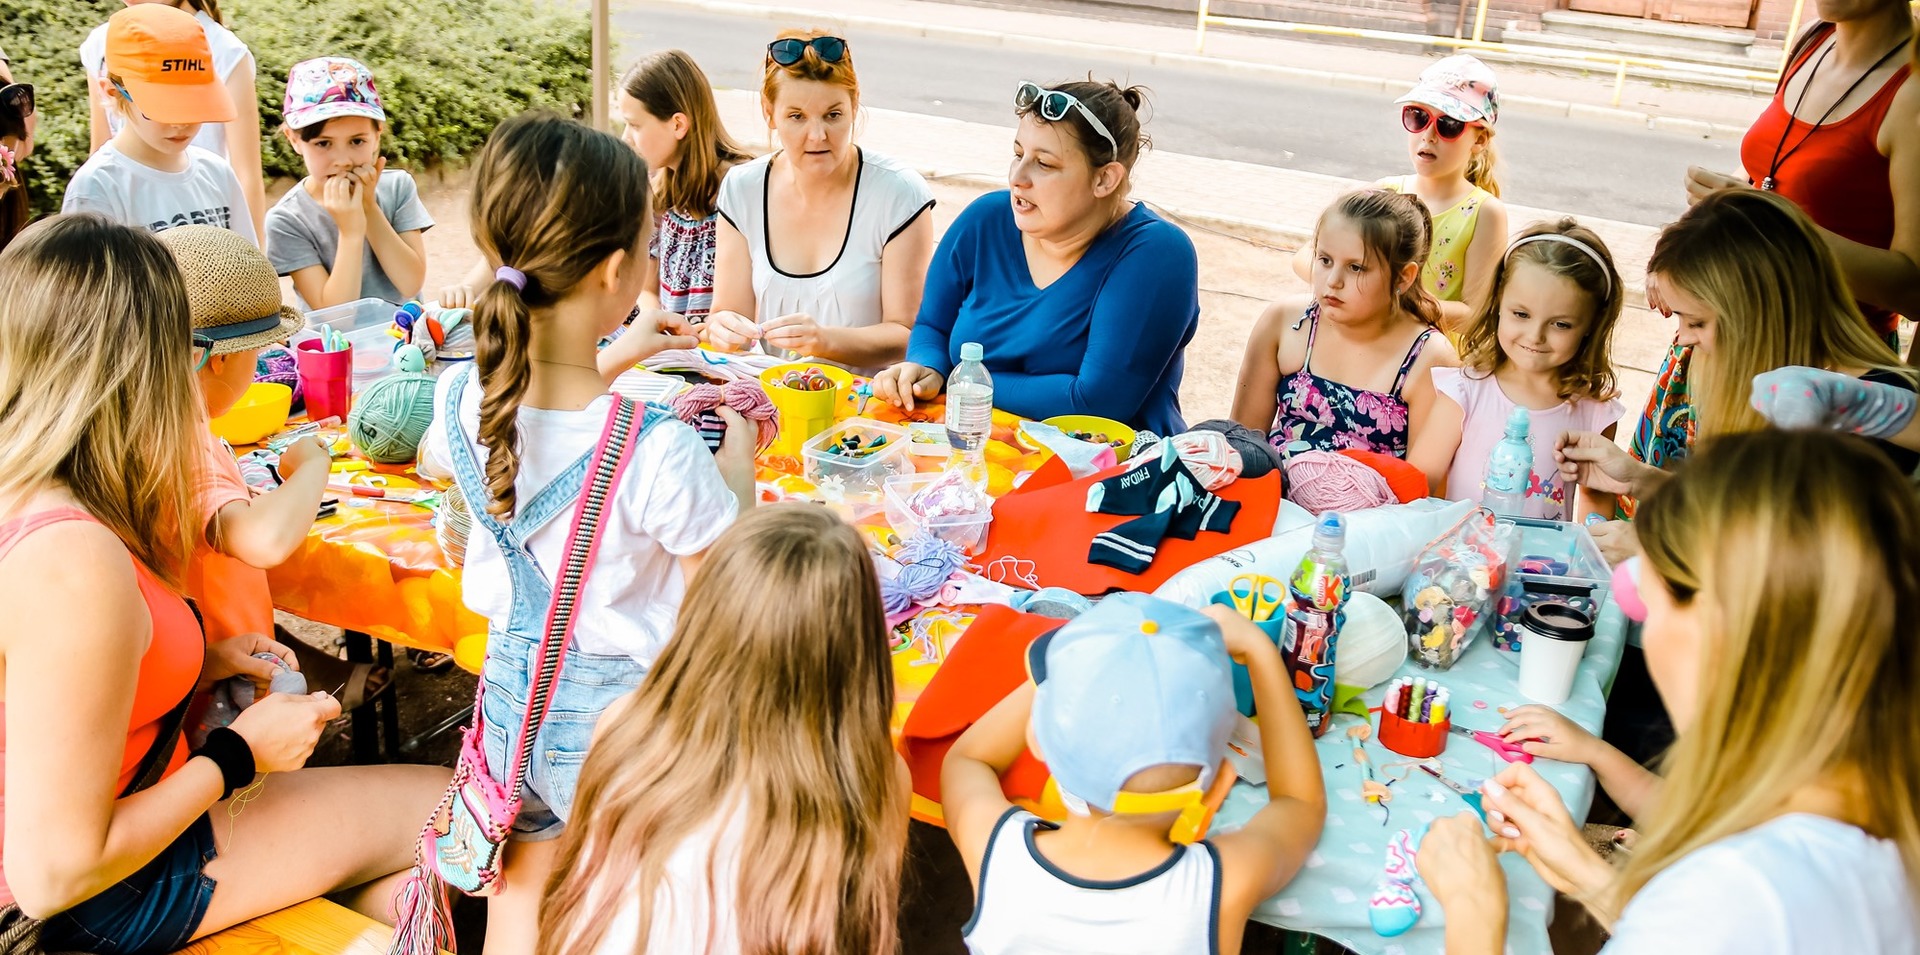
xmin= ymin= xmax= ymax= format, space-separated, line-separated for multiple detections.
xmin=1481 ymin=764 xmax=1611 ymax=902
xmin=759 ymin=312 xmax=825 ymax=354
xmin=228 ymin=691 xmax=342 ymax=774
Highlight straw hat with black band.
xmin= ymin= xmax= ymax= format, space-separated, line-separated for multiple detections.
xmin=157 ymin=226 xmax=306 ymax=354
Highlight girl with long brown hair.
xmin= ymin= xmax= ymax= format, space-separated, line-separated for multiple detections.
xmin=541 ymin=505 xmax=907 ymax=955
xmin=418 ymin=112 xmax=756 ymax=954
xmin=618 ymin=49 xmax=749 ymax=326
xmin=1417 ymin=428 xmax=1920 ymax=953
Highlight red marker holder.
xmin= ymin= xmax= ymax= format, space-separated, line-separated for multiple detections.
xmin=1378 ymin=709 xmax=1450 ymax=759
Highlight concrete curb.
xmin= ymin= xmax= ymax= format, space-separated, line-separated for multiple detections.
xmin=640 ymin=0 xmax=1750 ymax=141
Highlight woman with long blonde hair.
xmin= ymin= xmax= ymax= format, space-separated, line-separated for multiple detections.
xmin=1557 ymin=188 xmax=1917 ymax=560
xmin=541 ymin=504 xmax=906 ymax=955
xmin=0 ymin=214 xmax=446 ymax=953
xmin=1418 ymin=428 xmax=1920 ymax=953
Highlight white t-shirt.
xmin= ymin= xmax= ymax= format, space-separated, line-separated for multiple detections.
xmin=81 ymin=12 xmax=251 ymax=159
xmin=716 ymin=149 xmax=933 ymax=374
xmin=1603 ymin=814 xmax=1916 ymax=955
xmin=61 ymin=143 xmax=258 ymax=246
xmin=590 ymin=801 xmax=748 ymax=955
xmin=423 ymin=373 xmax=738 ymax=663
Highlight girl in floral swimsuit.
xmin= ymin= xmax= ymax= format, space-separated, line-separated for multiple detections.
xmin=1233 ymin=189 xmax=1459 ymax=476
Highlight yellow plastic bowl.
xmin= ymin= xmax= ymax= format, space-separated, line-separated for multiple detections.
xmin=1021 ymin=414 xmax=1137 ymax=462
xmin=209 ymin=382 xmax=293 ymax=446
xmin=760 ymin=361 xmax=855 ymax=457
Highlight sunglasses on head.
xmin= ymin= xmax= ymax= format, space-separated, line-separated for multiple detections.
xmin=1401 ymin=104 xmax=1470 ymax=140
xmin=1013 ymin=81 xmax=1119 ymax=162
xmin=768 ymin=36 xmax=847 ymax=67
xmin=0 ymin=84 xmax=32 ymax=119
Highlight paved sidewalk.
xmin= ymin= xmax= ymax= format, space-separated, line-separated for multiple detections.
xmin=637 ymin=0 xmax=1770 ymax=133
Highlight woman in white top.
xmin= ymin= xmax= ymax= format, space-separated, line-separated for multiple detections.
xmin=705 ymin=31 xmax=935 ymax=375
xmin=82 ymin=0 xmax=267 ymax=237
xmin=1416 ymin=427 xmax=1920 ymax=955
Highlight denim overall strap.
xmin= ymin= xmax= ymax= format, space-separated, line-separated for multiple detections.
xmin=440 ymin=366 xmax=599 ymax=564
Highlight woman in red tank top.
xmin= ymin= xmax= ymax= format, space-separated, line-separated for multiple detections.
xmin=1628 ymin=5 xmax=1917 ymax=509
xmin=0 ymin=216 xmax=448 ymax=954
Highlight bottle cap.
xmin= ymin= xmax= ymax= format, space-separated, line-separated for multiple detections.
xmin=1505 ymin=405 xmax=1532 ymax=439
xmin=1314 ymin=511 xmax=1347 ymax=546
xmin=960 ymin=341 xmax=984 ymax=362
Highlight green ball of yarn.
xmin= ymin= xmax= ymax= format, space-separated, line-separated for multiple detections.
xmin=348 ymin=372 xmax=438 ymax=464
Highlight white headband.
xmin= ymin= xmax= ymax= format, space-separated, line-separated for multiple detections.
xmin=1506 ymin=233 xmax=1613 ymax=299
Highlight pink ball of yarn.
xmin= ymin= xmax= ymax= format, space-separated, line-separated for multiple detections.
xmin=1285 ymin=450 xmax=1396 ymax=515
xmin=670 ymin=380 xmax=780 ymax=452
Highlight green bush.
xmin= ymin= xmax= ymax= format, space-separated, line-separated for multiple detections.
xmin=4 ymin=0 xmax=595 ymax=216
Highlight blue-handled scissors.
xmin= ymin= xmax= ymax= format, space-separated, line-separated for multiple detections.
xmin=1225 ymin=573 xmax=1285 ymax=623
xmin=1419 ymin=764 xmax=1486 ymax=821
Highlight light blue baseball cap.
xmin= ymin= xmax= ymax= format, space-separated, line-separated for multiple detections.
xmin=1026 ymin=592 xmax=1237 ymax=814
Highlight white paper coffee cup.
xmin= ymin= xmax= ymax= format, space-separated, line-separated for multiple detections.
xmin=1517 ymin=601 xmax=1595 ymax=705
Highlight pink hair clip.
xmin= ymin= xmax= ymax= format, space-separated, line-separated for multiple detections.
xmin=0 ymin=144 xmax=16 ymax=185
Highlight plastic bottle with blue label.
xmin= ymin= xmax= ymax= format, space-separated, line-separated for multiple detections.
xmin=1283 ymin=512 xmax=1350 ymax=737
xmin=1482 ymin=405 xmax=1535 ymax=518
xmin=945 ymin=342 xmax=994 ymax=474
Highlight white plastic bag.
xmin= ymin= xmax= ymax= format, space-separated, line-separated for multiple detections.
xmin=1152 ymin=498 xmax=1476 ymax=609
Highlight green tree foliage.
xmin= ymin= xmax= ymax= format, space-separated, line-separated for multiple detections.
xmin=3 ymin=0 xmax=593 ymax=215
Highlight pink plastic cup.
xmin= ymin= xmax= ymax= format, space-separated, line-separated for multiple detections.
xmin=295 ymin=339 xmax=353 ymax=422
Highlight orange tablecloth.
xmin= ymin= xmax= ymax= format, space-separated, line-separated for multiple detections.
xmin=266 ymin=396 xmax=1044 ymax=663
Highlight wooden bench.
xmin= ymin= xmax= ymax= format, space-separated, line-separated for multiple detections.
xmin=174 ymin=899 xmax=447 ymax=955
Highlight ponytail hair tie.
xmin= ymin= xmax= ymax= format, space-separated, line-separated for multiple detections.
xmin=495 ymin=266 xmax=527 ymax=292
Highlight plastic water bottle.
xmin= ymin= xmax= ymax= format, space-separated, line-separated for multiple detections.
xmin=1483 ymin=405 xmax=1535 ymax=518
xmin=1283 ymin=512 xmax=1350 ymax=738
xmin=945 ymin=342 xmax=994 ymax=467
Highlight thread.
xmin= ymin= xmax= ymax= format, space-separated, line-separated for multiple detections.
xmin=347 ymin=372 xmax=438 ymax=464
xmin=879 ymin=536 xmax=970 ymax=615
xmin=1285 ymin=450 xmax=1396 ymax=515
xmin=669 ymin=380 xmax=780 ymax=453
xmin=1169 ymin=430 xmax=1244 ymax=490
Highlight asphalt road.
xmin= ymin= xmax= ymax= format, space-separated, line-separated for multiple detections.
xmin=616 ymin=3 xmax=1742 ymax=227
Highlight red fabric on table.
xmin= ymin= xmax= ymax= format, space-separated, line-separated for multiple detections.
xmin=899 ymin=605 xmax=1063 ymax=807
xmin=981 ymin=465 xmax=1283 ymax=595
xmin=1338 ymin=448 xmax=1428 ymax=503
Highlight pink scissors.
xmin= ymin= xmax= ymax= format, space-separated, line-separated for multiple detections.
xmin=1450 ymin=724 xmax=1534 ymax=764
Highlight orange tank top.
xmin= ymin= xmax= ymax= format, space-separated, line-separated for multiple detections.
xmin=0 ymin=508 xmax=204 ymax=907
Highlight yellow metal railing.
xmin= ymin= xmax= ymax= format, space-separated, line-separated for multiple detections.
xmin=1193 ymin=0 xmax=1800 ymax=108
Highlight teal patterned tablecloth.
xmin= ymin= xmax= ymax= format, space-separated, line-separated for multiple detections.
xmin=1211 ymin=599 xmax=1629 ymax=955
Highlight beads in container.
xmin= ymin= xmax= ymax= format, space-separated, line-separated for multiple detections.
xmin=1401 ymin=511 xmax=1517 ymax=669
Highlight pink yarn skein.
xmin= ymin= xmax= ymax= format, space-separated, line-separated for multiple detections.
xmin=1285 ymin=450 xmax=1397 ymax=515
xmin=670 ymin=380 xmax=780 ymax=452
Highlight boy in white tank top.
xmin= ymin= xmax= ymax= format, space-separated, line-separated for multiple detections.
xmin=943 ymin=593 xmax=1329 ymax=955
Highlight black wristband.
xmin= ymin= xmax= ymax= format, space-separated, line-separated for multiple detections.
xmin=192 ymin=727 xmax=257 ymax=800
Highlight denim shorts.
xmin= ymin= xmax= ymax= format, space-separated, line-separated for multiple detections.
xmin=41 ymin=813 xmax=217 ymax=955
xmin=481 ymin=629 xmax=647 ymax=841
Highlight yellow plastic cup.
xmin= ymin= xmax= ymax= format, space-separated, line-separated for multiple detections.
xmin=760 ymin=361 xmax=854 ymax=457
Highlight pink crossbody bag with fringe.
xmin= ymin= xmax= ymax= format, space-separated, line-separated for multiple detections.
xmin=388 ymin=395 xmax=638 ymax=955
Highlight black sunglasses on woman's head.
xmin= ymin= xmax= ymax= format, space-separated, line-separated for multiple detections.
xmin=768 ymin=37 xmax=847 ymax=67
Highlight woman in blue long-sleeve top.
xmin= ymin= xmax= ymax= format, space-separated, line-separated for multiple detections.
xmin=871 ymin=79 xmax=1200 ymax=436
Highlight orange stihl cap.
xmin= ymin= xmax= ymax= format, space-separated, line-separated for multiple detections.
xmin=103 ymin=5 xmax=234 ymax=126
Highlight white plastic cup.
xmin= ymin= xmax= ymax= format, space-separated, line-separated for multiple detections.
xmin=1516 ymin=601 xmax=1595 ymax=705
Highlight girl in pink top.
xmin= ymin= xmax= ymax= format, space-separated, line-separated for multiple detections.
xmin=1409 ymin=219 xmax=1625 ymax=521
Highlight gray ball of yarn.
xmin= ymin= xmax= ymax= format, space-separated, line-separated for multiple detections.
xmin=1190 ymin=419 xmax=1283 ymax=480
xmin=347 ymin=372 xmax=438 ymax=464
